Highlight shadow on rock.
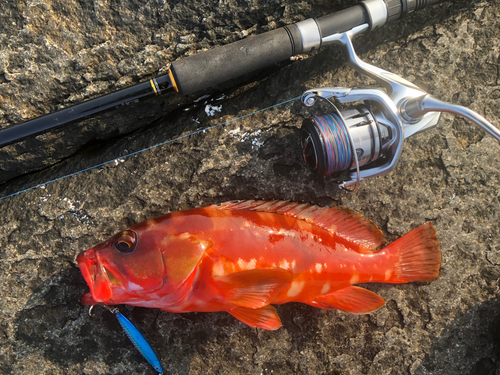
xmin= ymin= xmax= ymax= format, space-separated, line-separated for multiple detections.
xmin=15 ymin=267 xmax=116 ymax=366
xmin=14 ymin=267 xmax=198 ymax=372
xmin=414 ymin=296 xmax=500 ymax=375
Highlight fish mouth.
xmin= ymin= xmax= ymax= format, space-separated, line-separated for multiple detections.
xmin=77 ymin=249 xmax=113 ymax=305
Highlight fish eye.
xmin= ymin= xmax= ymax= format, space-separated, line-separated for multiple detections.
xmin=113 ymin=230 xmax=138 ymax=254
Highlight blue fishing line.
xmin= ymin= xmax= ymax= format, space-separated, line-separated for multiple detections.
xmin=309 ymin=112 xmax=352 ymax=174
xmin=115 ymin=312 xmax=163 ymax=374
xmin=0 ymin=96 xmax=300 ymax=201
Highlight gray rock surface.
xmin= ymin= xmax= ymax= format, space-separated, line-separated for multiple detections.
xmin=1 ymin=0 xmax=500 ymax=374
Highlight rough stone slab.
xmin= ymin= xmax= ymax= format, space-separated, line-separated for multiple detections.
xmin=1 ymin=0 xmax=499 ymax=374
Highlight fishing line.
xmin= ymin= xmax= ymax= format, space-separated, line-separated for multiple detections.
xmin=304 ymin=113 xmax=352 ymax=175
xmin=0 ymin=96 xmax=301 ymax=202
xmin=301 ymin=96 xmax=361 ymax=192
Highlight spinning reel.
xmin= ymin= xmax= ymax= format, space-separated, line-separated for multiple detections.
xmin=300 ymin=24 xmax=500 ymax=191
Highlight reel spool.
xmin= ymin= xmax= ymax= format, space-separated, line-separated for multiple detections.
xmin=301 ymin=105 xmax=393 ymax=177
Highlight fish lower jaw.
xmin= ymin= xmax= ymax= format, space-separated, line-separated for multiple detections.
xmin=81 ymin=290 xmax=116 ymax=305
xmin=81 ymin=292 xmax=97 ymax=305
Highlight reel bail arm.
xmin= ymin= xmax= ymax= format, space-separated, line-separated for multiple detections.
xmin=300 ymin=23 xmax=500 ymax=190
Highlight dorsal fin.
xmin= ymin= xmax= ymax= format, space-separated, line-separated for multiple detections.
xmin=211 ymin=200 xmax=386 ymax=252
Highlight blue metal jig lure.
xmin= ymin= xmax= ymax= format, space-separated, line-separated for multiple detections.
xmin=91 ymin=304 xmax=163 ymax=374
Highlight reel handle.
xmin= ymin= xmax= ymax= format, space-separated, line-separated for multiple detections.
xmin=403 ymin=95 xmax=500 ymax=144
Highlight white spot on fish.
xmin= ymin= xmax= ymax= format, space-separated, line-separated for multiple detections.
xmin=237 ymin=258 xmax=257 ymax=270
xmin=350 ymin=274 xmax=360 ymax=284
xmin=287 ymin=281 xmax=305 ymax=297
xmin=321 ymin=282 xmax=331 ymax=294
xmin=279 ymin=259 xmax=290 ymax=270
xmin=212 ymin=260 xmax=224 ymax=277
xmin=127 ymin=281 xmax=145 ymax=292
xmin=315 ymin=263 xmax=323 ymax=273
xmin=385 ymin=269 xmax=392 ymax=281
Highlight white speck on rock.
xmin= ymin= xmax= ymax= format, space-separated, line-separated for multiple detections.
xmin=205 ymin=104 xmax=222 ymax=116
xmin=226 ymin=128 xmax=264 ymax=149
xmin=194 ymin=94 xmax=210 ymax=103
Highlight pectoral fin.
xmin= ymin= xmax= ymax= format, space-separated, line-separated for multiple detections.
xmin=213 ymin=268 xmax=292 ymax=309
xmin=308 ymin=286 xmax=385 ymax=314
xmin=228 ymin=305 xmax=282 ymax=330
xmin=161 ymin=233 xmax=212 ymax=286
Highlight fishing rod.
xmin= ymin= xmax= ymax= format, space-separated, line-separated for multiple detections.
xmin=0 ymin=0 xmax=442 ymax=148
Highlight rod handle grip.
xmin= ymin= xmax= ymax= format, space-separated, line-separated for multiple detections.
xmin=169 ymin=26 xmax=303 ymax=95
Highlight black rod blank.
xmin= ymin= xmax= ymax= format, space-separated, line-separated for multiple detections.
xmin=0 ymin=75 xmax=176 ymax=148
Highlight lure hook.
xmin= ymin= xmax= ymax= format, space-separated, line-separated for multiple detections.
xmin=88 ymin=303 xmax=118 ymax=316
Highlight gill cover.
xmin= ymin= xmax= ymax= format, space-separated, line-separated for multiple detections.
xmin=160 ymin=233 xmax=212 ymax=286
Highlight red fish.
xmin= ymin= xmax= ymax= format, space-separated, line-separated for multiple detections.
xmin=77 ymin=200 xmax=441 ymax=330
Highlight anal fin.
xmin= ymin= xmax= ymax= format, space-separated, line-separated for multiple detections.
xmin=213 ymin=268 xmax=292 ymax=309
xmin=308 ymin=286 xmax=385 ymax=314
xmin=228 ymin=305 xmax=282 ymax=330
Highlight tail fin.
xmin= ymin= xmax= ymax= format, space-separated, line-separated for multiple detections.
xmin=387 ymin=222 xmax=441 ymax=283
